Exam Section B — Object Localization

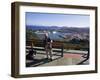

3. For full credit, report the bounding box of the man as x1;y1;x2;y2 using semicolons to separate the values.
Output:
44;32;53;60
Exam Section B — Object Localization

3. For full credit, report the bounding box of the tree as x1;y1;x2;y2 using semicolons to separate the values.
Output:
26;29;38;41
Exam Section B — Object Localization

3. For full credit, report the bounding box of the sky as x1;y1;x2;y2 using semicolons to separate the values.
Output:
26;12;90;28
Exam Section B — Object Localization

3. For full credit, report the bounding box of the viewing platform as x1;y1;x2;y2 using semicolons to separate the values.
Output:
26;46;89;67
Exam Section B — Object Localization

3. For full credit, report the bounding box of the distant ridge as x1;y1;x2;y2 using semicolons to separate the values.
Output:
26;25;89;33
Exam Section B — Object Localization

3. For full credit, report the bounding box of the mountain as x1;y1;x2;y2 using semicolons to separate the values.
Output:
26;25;60;31
26;25;89;33
58;27;89;33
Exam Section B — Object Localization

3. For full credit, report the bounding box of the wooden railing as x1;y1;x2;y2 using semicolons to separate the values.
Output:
26;39;64;57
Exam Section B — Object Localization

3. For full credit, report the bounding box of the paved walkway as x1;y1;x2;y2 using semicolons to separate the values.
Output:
26;51;89;67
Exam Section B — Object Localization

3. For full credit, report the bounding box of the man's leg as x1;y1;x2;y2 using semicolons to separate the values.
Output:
45;47;49;59
49;49;52;60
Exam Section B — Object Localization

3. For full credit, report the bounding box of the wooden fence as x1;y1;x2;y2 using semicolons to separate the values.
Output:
26;39;64;57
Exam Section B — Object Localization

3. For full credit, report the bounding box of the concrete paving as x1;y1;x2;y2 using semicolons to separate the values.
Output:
26;51;89;67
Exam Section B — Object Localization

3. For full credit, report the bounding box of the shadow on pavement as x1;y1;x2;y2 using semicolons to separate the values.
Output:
26;57;62;67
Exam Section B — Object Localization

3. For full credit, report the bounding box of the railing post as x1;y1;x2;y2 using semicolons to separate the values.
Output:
61;44;64;57
87;48;89;59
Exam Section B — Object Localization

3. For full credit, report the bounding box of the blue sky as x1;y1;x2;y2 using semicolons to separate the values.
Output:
26;12;90;28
